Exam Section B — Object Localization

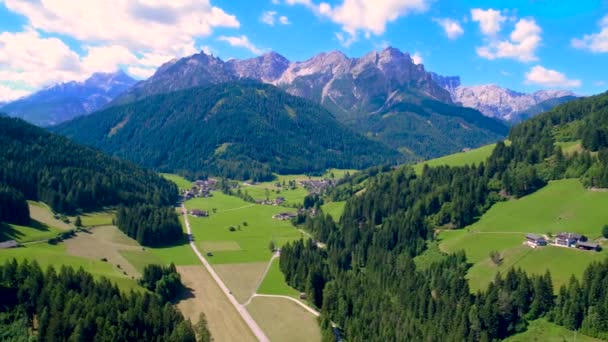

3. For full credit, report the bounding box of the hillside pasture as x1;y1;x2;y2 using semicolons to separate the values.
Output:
160;173;193;190
321;201;346;220
440;179;608;291
413;143;496;174
505;319;602;342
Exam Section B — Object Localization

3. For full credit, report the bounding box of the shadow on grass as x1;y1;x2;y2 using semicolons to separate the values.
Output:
0;222;24;242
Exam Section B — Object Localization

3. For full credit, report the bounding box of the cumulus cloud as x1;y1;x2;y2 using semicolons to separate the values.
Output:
260;10;290;25
3;0;239;55
411;51;423;65
0;29;83;88
571;14;608;53
434;18;464;39
0;84;31;102
287;0;431;46
476;18;542;62
525;66;581;88
471;8;506;36
218;35;264;55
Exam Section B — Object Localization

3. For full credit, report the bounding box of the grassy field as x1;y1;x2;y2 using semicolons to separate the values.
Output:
73;211;114;227
505;319;602;342
214;262;268;303
258;258;300;297
412;143;497;174
160;173;193;190
176;265;257;342
185;192;301;264
321;201;346;220
555;140;583;156
440;179;608;291
0;242;140;291
247;296;322;342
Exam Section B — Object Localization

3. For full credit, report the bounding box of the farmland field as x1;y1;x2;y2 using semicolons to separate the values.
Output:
214;262;268;303
412;143;497;174
247;296;322;342
258;257;300;297
176;265;257;342
321;201;346;220
440;179;608;291
185;192;301;264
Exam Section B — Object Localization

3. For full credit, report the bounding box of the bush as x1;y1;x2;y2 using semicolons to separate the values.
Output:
603;225;608;239
228;226;236;232
489;250;502;265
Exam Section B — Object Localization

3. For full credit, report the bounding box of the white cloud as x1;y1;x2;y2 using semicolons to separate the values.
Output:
524;65;581;88
287;0;431;45
411;51;423;64
0;84;31;102
434;18;464;39
0;29;83;88
261;11;277;25
571;14;608;53
127;66;156;79
260;10;290;25
3;0;239;55
218;35;264;55
476;18;541;62
471;8;506;36
81;45;138;73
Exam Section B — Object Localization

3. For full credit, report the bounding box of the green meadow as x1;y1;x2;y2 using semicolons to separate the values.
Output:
321;201;346;220
413;143;497;174
506;319;602;342
160;173;193;190
258;258;300;297
440;178;608;291
185;192;302;264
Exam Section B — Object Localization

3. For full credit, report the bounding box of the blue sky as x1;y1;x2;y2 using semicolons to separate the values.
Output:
0;0;607;101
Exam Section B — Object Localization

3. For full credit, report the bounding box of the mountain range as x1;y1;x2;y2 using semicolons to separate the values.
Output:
0;71;136;126
431;73;578;122
55;82;401;181
105;47;505;159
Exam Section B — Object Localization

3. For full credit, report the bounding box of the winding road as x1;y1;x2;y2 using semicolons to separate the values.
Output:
181;204;270;342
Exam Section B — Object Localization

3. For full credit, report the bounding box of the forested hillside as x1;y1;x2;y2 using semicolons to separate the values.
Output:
280;91;608;341
56;82;401;181
0;116;177;215
0;260;197;341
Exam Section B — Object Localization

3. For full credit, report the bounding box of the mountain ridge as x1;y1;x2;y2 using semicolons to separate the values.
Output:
1;70;136;126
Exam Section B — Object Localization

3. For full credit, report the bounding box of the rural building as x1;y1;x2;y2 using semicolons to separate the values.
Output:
299;292;307;300
189;209;209;217
274;197;286;205
526;234;547;247
0;240;18;249
273;212;297;220
555;232;586;247
576;241;601;252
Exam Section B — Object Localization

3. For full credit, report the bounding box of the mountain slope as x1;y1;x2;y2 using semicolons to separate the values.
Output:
1;71;136;126
108;48;505;159
56;82;401;181
512;95;579;122
0;115;177;214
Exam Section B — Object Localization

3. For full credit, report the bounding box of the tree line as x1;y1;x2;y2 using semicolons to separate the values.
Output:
0;259;200;341
280;92;608;340
116;205;183;247
0;116;178;215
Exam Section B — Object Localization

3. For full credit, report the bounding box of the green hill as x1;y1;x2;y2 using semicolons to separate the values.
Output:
356;99;508;159
56;82;402;181
0;116;177;215
412;143;497;174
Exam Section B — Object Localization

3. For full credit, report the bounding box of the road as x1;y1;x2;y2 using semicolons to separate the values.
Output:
181;204;270;342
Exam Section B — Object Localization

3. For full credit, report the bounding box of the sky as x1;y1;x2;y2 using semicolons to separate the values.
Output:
0;0;607;102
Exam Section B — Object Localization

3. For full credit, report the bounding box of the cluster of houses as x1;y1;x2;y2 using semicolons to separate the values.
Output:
182;178;218;199
255;197;285;206
525;232;601;251
272;212;297;220
300;179;334;195
189;209;209;217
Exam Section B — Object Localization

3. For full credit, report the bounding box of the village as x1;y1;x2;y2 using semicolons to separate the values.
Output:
525;231;602;252
182;178;218;200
